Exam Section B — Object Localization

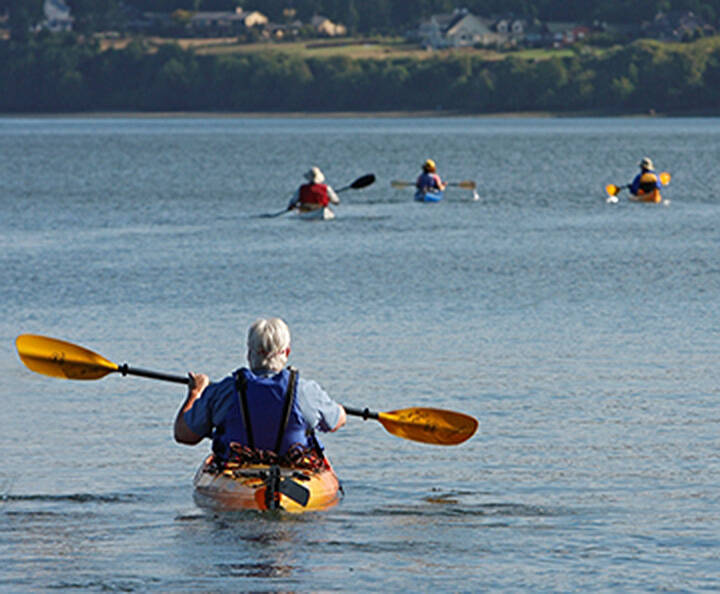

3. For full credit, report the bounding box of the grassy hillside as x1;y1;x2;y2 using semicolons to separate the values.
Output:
99;35;579;62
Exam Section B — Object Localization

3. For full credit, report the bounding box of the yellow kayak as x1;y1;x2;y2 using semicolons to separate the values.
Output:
629;188;662;203
192;454;342;513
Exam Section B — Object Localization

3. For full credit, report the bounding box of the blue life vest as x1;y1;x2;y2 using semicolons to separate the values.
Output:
212;367;312;460
416;172;439;190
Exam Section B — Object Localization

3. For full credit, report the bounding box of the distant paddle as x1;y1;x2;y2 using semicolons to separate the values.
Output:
15;334;478;446
391;179;476;190
261;173;375;218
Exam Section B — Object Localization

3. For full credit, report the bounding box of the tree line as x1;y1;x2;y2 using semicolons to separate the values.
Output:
2;33;720;113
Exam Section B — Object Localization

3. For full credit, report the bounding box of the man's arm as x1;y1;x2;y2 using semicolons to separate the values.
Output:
288;188;301;209
296;378;347;433
330;404;346;431
327;185;340;204
174;372;210;445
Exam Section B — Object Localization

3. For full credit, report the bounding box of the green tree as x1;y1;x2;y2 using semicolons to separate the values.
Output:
532;58;569;108
65;0;124;34
0;0;44;42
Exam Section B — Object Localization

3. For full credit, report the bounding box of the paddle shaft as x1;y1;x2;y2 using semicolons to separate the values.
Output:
608;171;671;196
393;180;474;187
112;368;382;425
117;365;189;384
343;406;380;421
107;373;391;424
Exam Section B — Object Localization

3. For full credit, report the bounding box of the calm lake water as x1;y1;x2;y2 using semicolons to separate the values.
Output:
1;116;719;592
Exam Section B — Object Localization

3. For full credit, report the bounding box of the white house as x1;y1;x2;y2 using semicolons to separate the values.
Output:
42;0;73;32
189;8;268;34
311;15;347;37
419;9;498;49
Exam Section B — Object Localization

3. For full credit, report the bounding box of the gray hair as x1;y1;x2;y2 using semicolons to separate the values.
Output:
247;317;291;372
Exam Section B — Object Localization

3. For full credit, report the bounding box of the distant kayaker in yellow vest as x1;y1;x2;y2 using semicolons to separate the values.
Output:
288;166;340;212
629;157;663;203
416;159;447;193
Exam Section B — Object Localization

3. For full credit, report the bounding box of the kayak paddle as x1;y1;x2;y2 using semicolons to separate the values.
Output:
344;406;478;446
605;171;671;200
15;334;478;446
261;173;375;218
15;333;187;383
391;179;476;189
334;173;375;193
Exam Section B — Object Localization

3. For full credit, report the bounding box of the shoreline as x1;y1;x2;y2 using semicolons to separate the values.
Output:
2;109;719;119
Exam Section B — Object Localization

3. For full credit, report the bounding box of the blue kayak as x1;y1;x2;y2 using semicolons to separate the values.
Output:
414;189;443;202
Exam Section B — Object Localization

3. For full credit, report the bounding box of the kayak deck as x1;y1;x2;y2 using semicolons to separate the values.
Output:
297;206;335;220
414;190;443;202
629;189;662;203
193;455;342;513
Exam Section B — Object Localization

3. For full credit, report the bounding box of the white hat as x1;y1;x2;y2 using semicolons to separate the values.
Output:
304;166;325;184
639;157;654;170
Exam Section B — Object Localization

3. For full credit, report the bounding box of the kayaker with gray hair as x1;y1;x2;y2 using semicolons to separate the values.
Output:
287;166;340;212
629;157;662;200
174;317;346;465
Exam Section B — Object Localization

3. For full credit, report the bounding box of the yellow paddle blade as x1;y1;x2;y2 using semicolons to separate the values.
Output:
16;334;119;380
455;180;477;189
605;184;619;196
377;407;479;445
660;171;671;185
391;180;413;188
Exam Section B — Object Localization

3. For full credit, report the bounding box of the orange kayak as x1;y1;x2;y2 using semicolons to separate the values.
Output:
192;455;342;513
630;188;662;203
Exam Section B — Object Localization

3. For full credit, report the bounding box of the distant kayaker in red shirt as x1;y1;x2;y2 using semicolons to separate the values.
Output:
288;167;340;212
416;159;447;193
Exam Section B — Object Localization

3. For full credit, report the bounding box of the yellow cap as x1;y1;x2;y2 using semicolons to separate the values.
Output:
423;159;436;172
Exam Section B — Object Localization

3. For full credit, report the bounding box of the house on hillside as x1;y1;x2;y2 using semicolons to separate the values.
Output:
522;21;551;47
493;15;528;39
544;22;589;46
418;9;498;49
643;11;714;40
189;8;268;36
265;21;301;40
310;15;346;37
42;0;73;32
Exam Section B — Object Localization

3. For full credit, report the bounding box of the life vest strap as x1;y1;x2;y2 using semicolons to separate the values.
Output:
274;368;298;453
234;371;254;449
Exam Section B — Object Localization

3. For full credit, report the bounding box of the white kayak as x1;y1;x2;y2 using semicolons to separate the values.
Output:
298;206;335;221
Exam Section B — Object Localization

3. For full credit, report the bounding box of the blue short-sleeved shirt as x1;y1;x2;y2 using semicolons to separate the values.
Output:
184;369;342;440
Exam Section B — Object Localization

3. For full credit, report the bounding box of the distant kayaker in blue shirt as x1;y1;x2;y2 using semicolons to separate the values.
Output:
416;159;447;193
629;157;663;202
174;317;346;464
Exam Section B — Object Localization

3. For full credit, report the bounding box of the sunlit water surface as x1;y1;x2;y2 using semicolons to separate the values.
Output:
1;116;719;591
